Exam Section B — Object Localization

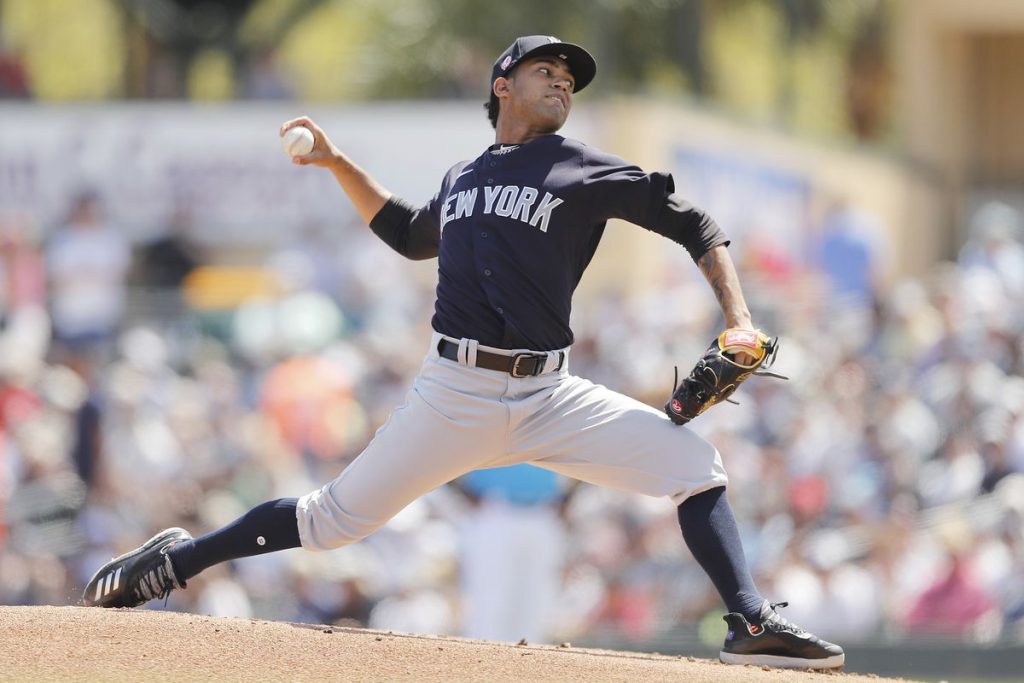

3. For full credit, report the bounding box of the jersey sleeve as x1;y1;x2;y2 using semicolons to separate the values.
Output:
367;161;474;261
580;149;729;262
368;195;441;260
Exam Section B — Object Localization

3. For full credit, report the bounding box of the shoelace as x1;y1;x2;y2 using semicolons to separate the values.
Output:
131;553;178;603
764;601;808;636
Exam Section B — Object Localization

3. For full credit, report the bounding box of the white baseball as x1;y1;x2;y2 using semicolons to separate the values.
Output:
282;126;315;157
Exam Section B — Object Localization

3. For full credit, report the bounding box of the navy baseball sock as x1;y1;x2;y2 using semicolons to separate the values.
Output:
677;486;764;622
168;498;301;582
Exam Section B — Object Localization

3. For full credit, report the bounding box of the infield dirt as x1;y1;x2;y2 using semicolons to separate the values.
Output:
0;606;920;683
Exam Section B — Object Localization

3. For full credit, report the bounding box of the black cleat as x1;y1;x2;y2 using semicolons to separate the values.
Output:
720;600;845;669
82;527;192;608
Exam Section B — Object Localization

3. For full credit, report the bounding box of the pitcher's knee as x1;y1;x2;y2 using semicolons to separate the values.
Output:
295;485;385;551
667;457;729;506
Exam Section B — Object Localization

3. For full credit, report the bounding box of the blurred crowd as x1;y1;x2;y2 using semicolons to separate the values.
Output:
1;191;1022;652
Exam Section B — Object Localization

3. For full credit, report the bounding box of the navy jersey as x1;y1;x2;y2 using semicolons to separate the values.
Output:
370;134;726;351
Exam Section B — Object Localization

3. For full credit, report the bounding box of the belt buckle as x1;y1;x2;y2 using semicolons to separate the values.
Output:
510;352;544;378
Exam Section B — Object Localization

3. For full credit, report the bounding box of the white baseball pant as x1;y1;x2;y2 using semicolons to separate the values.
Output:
296;331;728;550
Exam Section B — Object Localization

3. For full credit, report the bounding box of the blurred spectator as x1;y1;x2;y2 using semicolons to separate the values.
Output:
45;192;131;355
917;434;984;507
981;439;1014;493
292;571;375;627
455;465;573;643
266;223;344;300
258;354;362;463
62;350;105;492
368;587;455;635
242;49;294;100
0;39;30;99
132;205;205;331
958;201;1024;298
904;523;999;640
813;201;885;307
0;216;46;321
133;206;203;290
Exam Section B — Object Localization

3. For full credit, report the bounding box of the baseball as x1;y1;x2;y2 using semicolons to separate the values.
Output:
282;126;315;157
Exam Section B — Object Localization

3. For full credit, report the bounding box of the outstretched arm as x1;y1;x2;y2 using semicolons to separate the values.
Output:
280;116;391;225
697;244;753;331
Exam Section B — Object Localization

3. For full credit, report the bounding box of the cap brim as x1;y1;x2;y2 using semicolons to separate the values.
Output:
516;41;596;93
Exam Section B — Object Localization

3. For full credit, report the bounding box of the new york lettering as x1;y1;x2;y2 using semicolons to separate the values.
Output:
441;185;563;233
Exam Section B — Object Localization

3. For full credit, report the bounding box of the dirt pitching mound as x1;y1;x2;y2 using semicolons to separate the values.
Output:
0;606;918;682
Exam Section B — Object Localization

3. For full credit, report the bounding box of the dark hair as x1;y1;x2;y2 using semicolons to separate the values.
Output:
485;93;499;129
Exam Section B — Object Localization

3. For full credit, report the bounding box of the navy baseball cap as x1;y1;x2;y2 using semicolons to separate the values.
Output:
491;35;597;93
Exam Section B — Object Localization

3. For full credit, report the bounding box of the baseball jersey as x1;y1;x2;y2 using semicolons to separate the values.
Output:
370;134;727;351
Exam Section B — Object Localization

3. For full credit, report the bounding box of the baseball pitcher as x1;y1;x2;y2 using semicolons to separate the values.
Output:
84;35;843;670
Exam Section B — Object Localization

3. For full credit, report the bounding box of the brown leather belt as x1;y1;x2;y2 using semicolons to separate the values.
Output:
437;339;564;378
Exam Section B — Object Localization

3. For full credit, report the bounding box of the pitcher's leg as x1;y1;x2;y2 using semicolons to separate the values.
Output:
83;371;506;609
511;376;760;610
298;387;505;550
512;375;726;502
513;375;843;668
514;376;758;606
169;498;301;582
677;487;763;618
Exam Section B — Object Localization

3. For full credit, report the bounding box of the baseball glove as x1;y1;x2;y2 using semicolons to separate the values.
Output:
664;328;787;425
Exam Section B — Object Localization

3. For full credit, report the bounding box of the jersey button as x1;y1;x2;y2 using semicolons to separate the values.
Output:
483;269;492;276
480;232;488;238
489;161;496;167
487;178;494;184
497;307;504;314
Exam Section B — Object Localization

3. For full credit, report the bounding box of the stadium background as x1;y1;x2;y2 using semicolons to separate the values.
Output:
1;1;1023;680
